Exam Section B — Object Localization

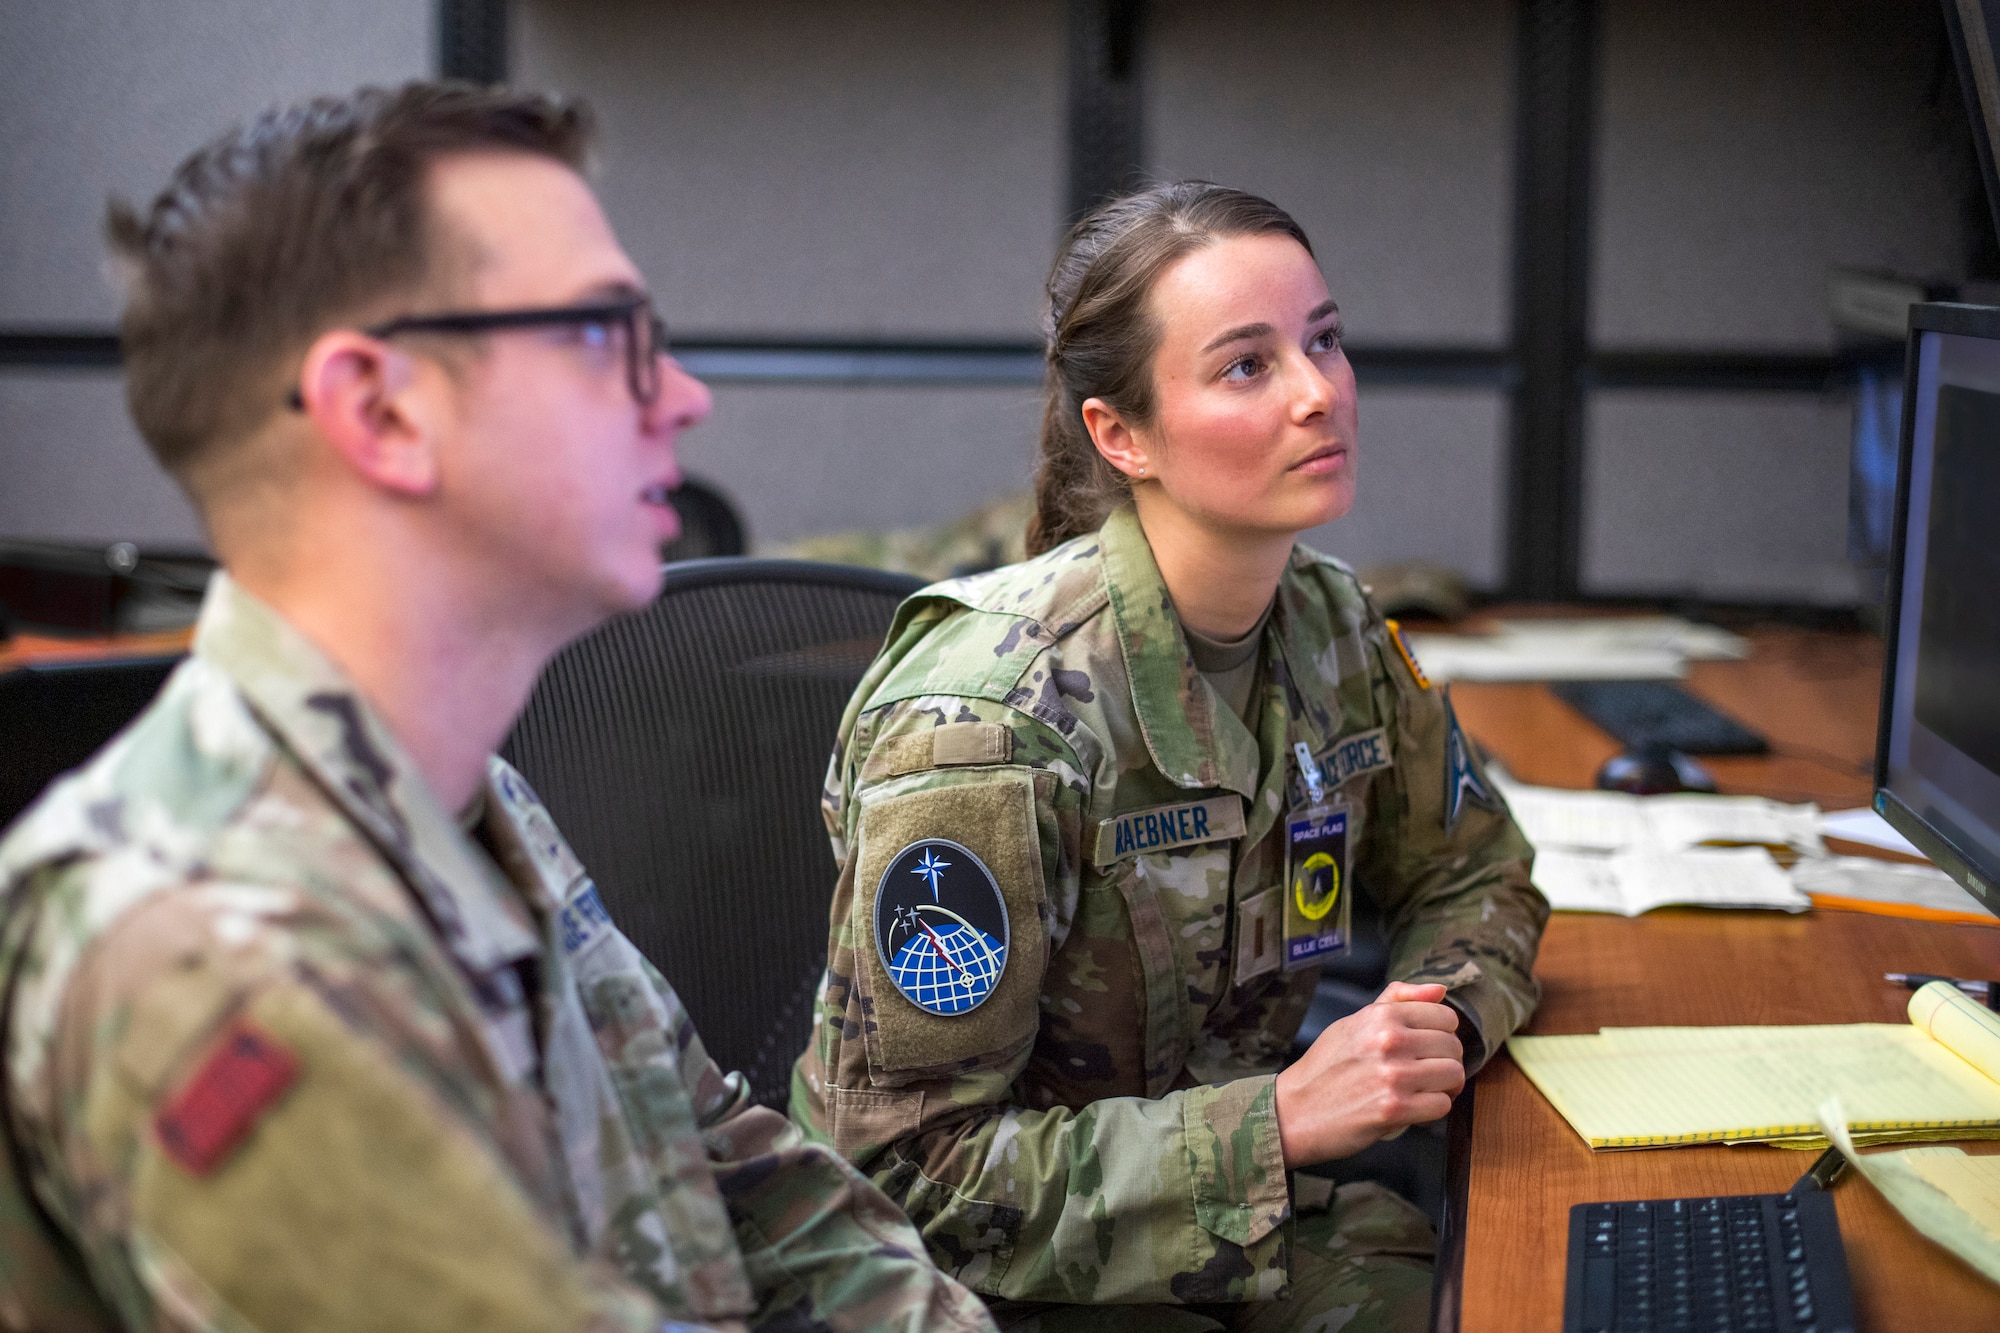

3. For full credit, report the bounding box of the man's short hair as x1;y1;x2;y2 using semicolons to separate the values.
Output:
107;81;595;492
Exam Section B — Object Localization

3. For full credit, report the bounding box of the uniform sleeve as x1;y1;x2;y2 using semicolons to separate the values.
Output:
793;698;1291;1306
645;955;998;1333
9;873;678;1333
1355;621;1551;1070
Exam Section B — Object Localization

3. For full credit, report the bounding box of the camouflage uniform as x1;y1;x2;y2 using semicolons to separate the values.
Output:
772;492;1037;583
791;505;1548;1329
0;575;996;1333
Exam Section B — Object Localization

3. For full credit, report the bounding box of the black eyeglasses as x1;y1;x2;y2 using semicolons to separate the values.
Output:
284;292;670;409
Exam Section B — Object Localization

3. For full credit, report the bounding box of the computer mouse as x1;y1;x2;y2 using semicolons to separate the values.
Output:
1595;745;1718;796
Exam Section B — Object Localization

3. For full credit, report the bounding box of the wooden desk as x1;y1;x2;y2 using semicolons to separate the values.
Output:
1442;622;2000;1331
0;625;191;672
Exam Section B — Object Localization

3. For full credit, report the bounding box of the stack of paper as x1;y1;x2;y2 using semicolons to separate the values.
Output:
1405;616;1749;684
1820;806;1923;856
1497;777;1824;856
1494;772;1822;914
1791;855;1994;922
1534;846;1809;916
1510;982;2000;1151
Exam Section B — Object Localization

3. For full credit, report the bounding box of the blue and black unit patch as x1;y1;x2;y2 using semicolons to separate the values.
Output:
1444;693;1498;832
873;838;1010;1015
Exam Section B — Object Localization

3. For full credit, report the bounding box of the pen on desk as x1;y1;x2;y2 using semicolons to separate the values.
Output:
1883;972;1999;1006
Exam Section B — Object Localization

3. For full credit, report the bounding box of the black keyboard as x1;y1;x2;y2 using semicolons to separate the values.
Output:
1551;680;1768;755
1562;1189;1856;1333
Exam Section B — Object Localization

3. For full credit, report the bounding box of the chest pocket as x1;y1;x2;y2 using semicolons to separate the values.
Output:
1087;796;1246;1096
1129;843;1236;1032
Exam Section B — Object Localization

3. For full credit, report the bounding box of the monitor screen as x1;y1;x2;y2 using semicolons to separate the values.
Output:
1878;306;2000;916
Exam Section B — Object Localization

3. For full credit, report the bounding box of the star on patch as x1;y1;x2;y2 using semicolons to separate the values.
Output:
1444;693;1497;833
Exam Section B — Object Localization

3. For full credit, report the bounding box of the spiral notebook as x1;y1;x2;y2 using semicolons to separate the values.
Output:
1510;982;2000;1150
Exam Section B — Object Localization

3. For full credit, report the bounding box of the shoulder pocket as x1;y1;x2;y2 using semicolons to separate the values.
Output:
852;767;1048;1076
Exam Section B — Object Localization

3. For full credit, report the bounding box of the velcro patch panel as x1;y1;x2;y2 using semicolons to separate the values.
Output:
1090;795;1245;867
861;721;1014;781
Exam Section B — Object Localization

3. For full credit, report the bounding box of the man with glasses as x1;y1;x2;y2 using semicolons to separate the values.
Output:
0;83;994;1333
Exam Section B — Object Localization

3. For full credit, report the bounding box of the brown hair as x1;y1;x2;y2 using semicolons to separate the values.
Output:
1026;182;1314;555
107;81;595;496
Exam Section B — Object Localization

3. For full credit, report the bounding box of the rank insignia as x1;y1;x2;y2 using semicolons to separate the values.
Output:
874;838;1009;1015
1444;692;1498;832
1385;618;1431;690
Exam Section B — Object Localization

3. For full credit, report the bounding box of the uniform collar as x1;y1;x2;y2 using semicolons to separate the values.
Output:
192;573;541;973
1100;506;1262;797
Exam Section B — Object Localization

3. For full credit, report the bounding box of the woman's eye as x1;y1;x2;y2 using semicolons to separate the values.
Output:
1222;355;1263;381
1311;325;1344;354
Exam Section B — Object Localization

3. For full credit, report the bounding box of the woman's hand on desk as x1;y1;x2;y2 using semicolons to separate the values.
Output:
1274;981;1465;1167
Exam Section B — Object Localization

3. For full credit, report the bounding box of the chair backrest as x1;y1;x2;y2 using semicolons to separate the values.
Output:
500;558;924;1106
0;655;185;830
659;476;748;564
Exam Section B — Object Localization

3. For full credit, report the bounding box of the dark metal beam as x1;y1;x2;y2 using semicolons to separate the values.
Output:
1588;350;1841;394
1506;0;1600;600
0;331;121;369
0;329;1517;389
437;0;509;84
0;329;1858;396
1067;0;1147;223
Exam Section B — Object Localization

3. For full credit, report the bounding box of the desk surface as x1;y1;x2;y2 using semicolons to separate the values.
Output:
1447;620;2000;1331
0;626;191;672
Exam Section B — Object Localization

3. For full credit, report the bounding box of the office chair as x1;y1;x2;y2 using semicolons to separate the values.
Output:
0;655;185;830
500;558;924;1108
660;477;748;564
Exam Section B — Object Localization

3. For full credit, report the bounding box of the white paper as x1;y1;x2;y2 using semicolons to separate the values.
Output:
1488;616;1751;661
1533;846;1810;916
1403;635;1684;684
1494;774;1824;856
1405;616;1748;683
1791;855;1989;916
1821;807;1925;857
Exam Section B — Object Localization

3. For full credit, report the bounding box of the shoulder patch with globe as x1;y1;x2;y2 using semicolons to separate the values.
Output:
873;838;1010;1015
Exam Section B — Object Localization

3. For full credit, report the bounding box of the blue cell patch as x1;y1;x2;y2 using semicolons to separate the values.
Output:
1444;693;1498;832
874;838;1009;1015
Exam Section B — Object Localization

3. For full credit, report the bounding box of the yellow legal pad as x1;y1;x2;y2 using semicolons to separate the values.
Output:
1509;981;2000;1150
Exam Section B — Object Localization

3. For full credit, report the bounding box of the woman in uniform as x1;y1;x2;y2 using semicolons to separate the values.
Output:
792;183;1548;1332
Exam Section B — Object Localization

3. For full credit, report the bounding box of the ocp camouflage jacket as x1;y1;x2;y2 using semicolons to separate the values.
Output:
791;504;1549;1307
0;575;993;1333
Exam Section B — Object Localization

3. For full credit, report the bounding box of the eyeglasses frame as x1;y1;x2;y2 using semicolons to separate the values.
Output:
284;292;670;410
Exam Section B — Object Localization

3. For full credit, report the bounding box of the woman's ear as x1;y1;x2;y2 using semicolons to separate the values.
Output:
296;330;441;497
1081;397;1152;480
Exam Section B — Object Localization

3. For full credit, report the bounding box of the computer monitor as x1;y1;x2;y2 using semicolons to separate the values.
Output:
1874;301;2000;919
1946;0;2000;252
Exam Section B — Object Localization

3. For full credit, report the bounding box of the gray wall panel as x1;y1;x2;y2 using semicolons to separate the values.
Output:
1148;0;1515;346
1299;386;1508;587
1594;0;1975;350
515;0;1064;338
686;383;1044;549
0;0;432;325
1581;391;1859;604
0;371;204;547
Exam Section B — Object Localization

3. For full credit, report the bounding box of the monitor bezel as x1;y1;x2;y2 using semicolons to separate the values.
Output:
1872;301;2000;914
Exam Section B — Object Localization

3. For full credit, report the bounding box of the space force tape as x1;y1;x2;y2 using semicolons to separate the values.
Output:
1320;726;1394;788
1091;795;1246;867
